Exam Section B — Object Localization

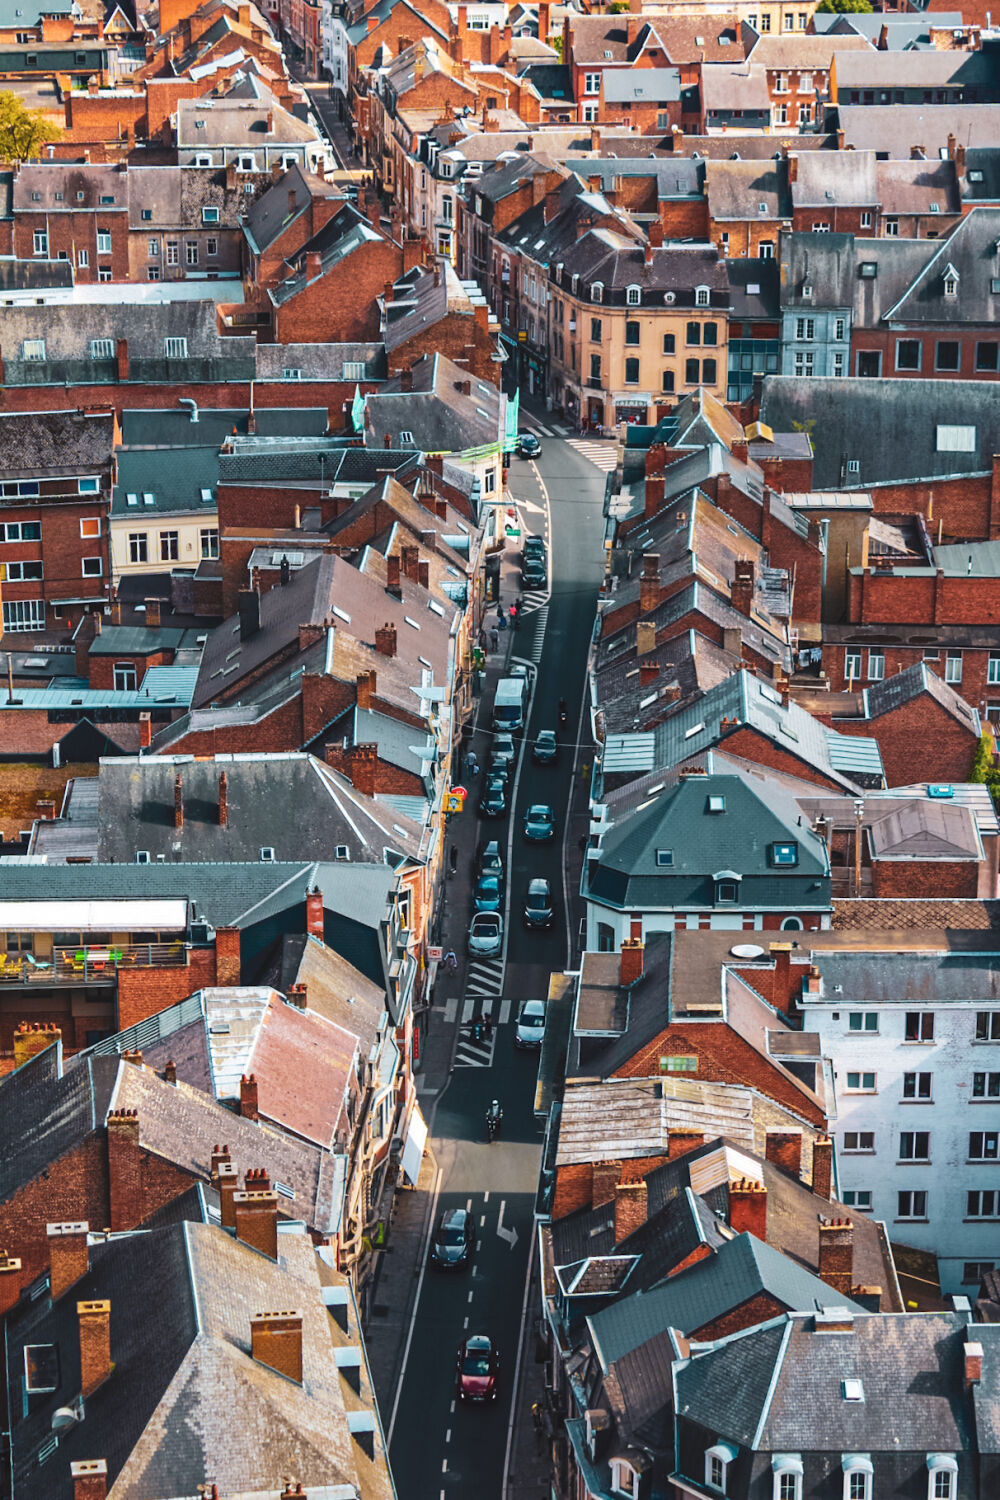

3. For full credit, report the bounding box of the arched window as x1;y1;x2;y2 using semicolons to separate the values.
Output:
591;282;603;302
781;916;803;931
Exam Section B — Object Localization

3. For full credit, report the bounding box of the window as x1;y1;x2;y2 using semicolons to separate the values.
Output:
79;479;99;496
663;333;675;355
584;72;600;93
32;230;48;255
2;599;45;631
705;1443;736;1493
148;266;161;281
695;286;710;308
237;154;256;171
283;368;303;381
885;217;899;237
687;321;702;346
661;370;675;393
973;1072;1000;1098
22;339;45;361
975;341;999;372
846;1470;871;1500
79;516;100;539
935;341;960;372
206;237;218;257
843;1132;874;1152
846;1072;876;1092
774;104;788;125
164;338;188;359
905;1012;934;1042
2;560;43;581
624;357;640;385
81;557;102;577
625;320;640;346
98;269;112;283
849;1012;878;1032
970;1132;999;1161
185;241;198;265
899;1131;930;1161
898;1190;927;1219
967;1190;1000;1219
841;1190;872;1211
590;317;602;342
943;653;962;684
773;1459;803;1500
793;351;814;377
165;240;179;266
200;528;219;559
716;879;739;903
774;72;789;93
582;103;598;123
937;424;976;453
760;12;770;27
896;339;921;371
904;1072;932;1100
760;240;774;259
703;323;718;346
590;354;601;382
685;358;700;385
845;650;862;682
113;662;137;691
610;1458;639;1498
78;248;88;268
128;532;148;564
943;273;958;298
96;229;111;255
770;841;798;867
0;522;40;542
626;285;641;306
202;206;220;224
976;1012;1000;1041
867;651;884;681
159;531;179;561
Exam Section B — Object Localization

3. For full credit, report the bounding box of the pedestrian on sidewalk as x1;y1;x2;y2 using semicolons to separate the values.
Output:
490;629;499;652
497;610;507;632
449;845;459;877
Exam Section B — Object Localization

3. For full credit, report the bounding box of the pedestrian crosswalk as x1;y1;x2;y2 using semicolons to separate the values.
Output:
520;603;548;664
466;955;505;998
452;997;514;1066
518;588;547;615
454;1026;496;1068
565;438;619;473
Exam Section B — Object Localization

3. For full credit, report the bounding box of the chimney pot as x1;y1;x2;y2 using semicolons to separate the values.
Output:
239;1073;259;1121
71;1461;108;1500
47;1222;90;1301
619;937;644;987
614;1179;647;1244
818;1216;854;1298
234;1189;280;1260
217;1161;239;1228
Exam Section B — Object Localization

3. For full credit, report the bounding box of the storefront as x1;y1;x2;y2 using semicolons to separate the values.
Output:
613;394;651;426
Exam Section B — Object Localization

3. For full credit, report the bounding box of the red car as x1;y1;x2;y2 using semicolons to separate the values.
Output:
456;1334;499;1402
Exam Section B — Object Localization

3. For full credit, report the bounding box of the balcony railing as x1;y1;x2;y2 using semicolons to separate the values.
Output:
0;941;189;987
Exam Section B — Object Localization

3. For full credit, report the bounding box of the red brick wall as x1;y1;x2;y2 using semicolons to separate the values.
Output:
860;466;1000;542
0;1136;108;1299
551;1154;667;1221
87;650;172;690
872;858;978;898
695;1292;786;1340
0;498;110;621
719;725;847;792
850;327;1000;383
272;236;404;342
834;698;978;787
14;211;128;283
790;206;874;235
825;642;999;710
849;568;1000;627
115;946;217;1030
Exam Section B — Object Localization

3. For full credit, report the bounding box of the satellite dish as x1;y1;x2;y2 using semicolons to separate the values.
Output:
730;944;765;959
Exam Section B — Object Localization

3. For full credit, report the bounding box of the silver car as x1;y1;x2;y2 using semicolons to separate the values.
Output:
515;1000;546;1048
468;911;503;957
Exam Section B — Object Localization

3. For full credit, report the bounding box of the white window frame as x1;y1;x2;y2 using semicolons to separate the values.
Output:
164;338;188;359
2;598;45;632
32;229;48;256
584;71;600;93
626;284;641;306
81;556;103;577
591;281;603;303
705;1442;738;1494
695;285;710;307
772;1456;803;1500
610;1457;639;1499
96;229;112;254
867;650;885;681
945;654;962;683
22;339;46;362
927;1455;957;1500
202;206;220;224
842;1457;873;1500
128;532;148;564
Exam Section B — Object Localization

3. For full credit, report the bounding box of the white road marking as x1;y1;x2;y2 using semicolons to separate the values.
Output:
443;995;458;1025
387;1163;443;1446
442;1458;448;1474
499;998;512;1025
480;1215;486;1227
450;1400;456;1414
463;1315;469;1329
484;1191;490;1203
466;1198;472;1212
445;1429;452;1444
467;1289;474;1303
461;998;475;1024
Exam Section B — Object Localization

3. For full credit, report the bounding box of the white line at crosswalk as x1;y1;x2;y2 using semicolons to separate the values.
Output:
565;438;619;472
499;999;512;1025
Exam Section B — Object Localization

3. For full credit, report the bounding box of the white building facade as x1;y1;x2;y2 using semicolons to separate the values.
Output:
799;948;1000;1295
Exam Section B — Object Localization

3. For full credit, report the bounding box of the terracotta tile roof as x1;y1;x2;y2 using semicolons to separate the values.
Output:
834;898;1000;930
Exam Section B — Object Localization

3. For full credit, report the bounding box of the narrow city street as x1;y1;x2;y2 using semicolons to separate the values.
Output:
386;427;610;1498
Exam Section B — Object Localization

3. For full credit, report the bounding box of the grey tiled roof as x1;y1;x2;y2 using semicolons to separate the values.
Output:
675;1316;789;1446
864;662;980;735
0;410;114;474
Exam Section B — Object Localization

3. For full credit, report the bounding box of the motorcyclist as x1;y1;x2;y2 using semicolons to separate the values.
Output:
558;698;568;724
486;1099;503;1140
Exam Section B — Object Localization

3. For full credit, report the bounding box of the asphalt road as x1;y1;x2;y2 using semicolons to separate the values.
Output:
388;430;608;1499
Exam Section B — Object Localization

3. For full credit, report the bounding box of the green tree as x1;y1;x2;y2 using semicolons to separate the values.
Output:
815;0;873;11
0;90;60;162
609;1;630;10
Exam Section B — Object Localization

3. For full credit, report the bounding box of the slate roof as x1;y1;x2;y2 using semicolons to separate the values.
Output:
758;375;1000;489
114;445;220;517
551;1182;725;1282
12;163;126;212
811;948;1000;1005
701;63;771;113
675;1316;789;1447
5;1219;380;1500
705;157;791;221
96;753;425;866
874;157;960;217
260;931;387;1058
834;48;997;93
791;149;878;208
838;103;1000;156
0;411;115;475
269;211;384;307
0;300;251;367
558;230;730;303
864;662;980;736
602;67;681;103
874;205;1000;324
779;231;855;309
177;93;318;147
725;256;779;319
589;1232;862;1366
748;33;872;68
242;163;345;254
364;352;501;454
0;1046;117;1205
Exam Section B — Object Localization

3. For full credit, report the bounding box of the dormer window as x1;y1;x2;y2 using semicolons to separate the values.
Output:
802;282;813;300
590;281;604;303
942;263;959;298
770;841;799;866
715;876;739;904
926;1455;958;1500
695;285;710;307
440;158;453;178
772;1456;804;1500
610;1457;640;1498
706;1442;738;1493
626;284;641;306
842;1455;873;1500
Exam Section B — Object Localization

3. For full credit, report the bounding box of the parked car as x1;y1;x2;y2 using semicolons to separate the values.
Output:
479;776;507;818
522;556;547;588
517;432;541;459
523;803;555;842
532;730;558;765
429;1207;475;1270
456;1334;499;1401
515;999;546;1048
523;878;553;930
487;752;510;783
492;733;517;770
478;840;505;884
523;534;546;562
474;873;503;913
468;911;503;957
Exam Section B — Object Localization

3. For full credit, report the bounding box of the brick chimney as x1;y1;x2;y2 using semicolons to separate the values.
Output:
644;473;665;519
107;1109;142;1231
639;553;660;614
375;621;397;657
818;1218;854;1297
77;1300;112;1397
163;1059;177;1085
401;543;419;581
145;597;161;629
592;1160;622;1209
765;1129;803;1181
48;1221;90;1301
218;770;228;828
356;669;376;710
139;712;152;749
217;1161;239;1229
386;553;402;596
639;661;658;686
668;1128;705;1159
399;366;413;392
71;1460;108;1500
36;798;56;820
351;743;378;797
0;1253;22;1317
239;1074;259;1121
787;153;798;184
636;620;656;655
619;937;644;987
211;1143;231;1179
729;1178;767;1240
234;1188;279;1259
769;941;792;1008
418;559;429;589
306;885;324;938
965;1341;984;1388
173;773;183;830
731;558;754;616
214;927;241;986
614;1179;647;1244
812;1136;833;1200
251;1311;303;1383
115;338;129;380
544;188;560;223
13;1021;61;1069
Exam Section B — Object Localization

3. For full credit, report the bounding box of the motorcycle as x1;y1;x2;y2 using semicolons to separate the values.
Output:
558;698;568;727
486;1101;503;1143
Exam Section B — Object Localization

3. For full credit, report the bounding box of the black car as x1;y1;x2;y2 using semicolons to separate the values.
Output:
523;878;554;929
478;839;505;886
523;534;546;562
522;556;547;588
517;432;541;459
532;730;558;765
430;1207;475;1269
479;775;507;818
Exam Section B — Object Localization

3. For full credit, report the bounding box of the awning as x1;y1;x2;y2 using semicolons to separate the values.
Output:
0;898;188;931
400;1102;428;1185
